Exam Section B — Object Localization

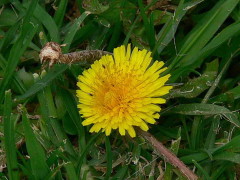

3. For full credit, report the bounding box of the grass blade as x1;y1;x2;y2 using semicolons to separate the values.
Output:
168;0;239;77
0;0;39;102
191;55;234;149
54;0;68;27
16;64;68;101
104;137;112;180
180;152;208;164
110;165;128;180
192;160;211;180
138;0;155;50
211;162;232;180
77;133;101;176
0;54;26;94
58;88;86;152
22;109;50;179
153;0;184;55
64;162;78;180
0;24;38;102
188;21;240;71
3;90;19;180
0;21;20;52
37;83;77;157
62;11;91;52
34;4;60;42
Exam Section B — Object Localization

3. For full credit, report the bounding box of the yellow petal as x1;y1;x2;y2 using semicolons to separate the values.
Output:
140;121;149;131
119;126;126;136
105;127;112;136
127;126;136;137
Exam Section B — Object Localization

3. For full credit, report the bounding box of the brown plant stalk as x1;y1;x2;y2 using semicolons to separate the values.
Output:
39;42;198;180
39;42;111;67
136;128;198;180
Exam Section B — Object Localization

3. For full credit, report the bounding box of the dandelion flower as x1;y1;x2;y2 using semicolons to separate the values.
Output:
76;45;172;137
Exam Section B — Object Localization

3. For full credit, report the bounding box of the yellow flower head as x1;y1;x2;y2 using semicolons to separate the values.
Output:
76;45;172;137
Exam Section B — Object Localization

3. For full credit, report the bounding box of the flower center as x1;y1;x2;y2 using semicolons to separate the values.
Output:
95;71;140;115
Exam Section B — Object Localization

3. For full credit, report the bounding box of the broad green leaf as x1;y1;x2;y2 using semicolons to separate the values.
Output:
209;85;240;103
213;152;240;164
169;59;218;98
171;103;240;127
0;0;10;6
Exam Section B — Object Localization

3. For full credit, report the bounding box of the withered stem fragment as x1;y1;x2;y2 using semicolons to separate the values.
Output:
61;50;110;65
137;128;198;180
39;42;111;68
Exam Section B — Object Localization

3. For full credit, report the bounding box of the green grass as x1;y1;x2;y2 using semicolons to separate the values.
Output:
1;0;240;179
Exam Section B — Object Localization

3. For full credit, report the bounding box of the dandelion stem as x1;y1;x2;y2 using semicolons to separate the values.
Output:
137;128;198;180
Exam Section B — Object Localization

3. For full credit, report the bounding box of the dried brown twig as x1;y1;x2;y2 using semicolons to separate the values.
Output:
39;42;111;68
137;128;198;180
39;42;198;180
